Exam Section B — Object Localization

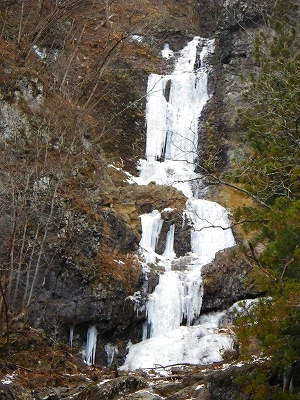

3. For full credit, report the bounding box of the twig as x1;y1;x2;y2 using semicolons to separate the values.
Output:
6;362;34;373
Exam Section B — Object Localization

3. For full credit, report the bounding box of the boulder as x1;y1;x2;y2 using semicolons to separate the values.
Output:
0;383;31;400
76;375;149;400
201;248;264;312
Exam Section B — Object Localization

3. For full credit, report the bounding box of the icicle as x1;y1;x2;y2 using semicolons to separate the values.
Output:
85;325;97;365
163;224;175;259
139;210;163;252
181;265;203;326
105;343;118;368
69;325;74;349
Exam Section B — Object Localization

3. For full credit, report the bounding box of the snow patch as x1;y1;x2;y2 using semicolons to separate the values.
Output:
161;43;174;59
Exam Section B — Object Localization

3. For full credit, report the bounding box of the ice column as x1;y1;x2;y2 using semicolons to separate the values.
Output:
139;210;163;252
163;224;175;259
69;325;74;349
105;343;118;368
86;325;97;365
143;272;183;338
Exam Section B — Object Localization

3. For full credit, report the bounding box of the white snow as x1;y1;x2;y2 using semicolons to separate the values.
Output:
133;159;199;198
131;35;143;42
198;310;227;329
33;45;47;59
114;259;125;265
228;297;272;323
161;43;174;59
1;374;15;384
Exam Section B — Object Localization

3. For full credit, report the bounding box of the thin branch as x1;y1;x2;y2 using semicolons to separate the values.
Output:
211;176;271;210
0;279;10;347
279;257;295;284
84;33;127;108
296;114;300;137
142;362;200;370
192;218;269;232
247;241;277;283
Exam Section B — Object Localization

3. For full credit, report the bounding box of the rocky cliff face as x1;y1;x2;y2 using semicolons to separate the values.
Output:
199;0;276;177
0;0;277;397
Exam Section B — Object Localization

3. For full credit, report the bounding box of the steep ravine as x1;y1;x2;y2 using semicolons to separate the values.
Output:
0;0;277;398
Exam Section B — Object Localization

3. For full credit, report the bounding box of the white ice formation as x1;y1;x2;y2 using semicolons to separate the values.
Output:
122;37;236;370
85;325;97;366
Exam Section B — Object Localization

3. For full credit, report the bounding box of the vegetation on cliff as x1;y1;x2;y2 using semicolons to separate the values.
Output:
230;0;300;396
0;1;199;391
0;0;196;357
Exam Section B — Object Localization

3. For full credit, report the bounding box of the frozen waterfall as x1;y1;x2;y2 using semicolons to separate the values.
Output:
123;37;235;370
145;37;209;167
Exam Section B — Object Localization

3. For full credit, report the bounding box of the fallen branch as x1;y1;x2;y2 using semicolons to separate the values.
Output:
6;362;34;373
193;218;269;232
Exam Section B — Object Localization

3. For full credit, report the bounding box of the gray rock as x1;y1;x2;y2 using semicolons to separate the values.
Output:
154;381;183;397
76;375;149;400
193;387;212;400
201;248;264;312
123;389;163;399
0;383;31;400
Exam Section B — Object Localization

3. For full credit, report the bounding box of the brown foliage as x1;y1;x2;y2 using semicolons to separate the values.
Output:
95;250;140;294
